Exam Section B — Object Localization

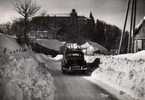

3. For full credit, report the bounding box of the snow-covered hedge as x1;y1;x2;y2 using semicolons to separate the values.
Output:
92;51;145;100
0;55;55;100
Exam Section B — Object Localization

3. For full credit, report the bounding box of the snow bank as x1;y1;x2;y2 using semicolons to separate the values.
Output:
0;34;21;51
91;51;145;100
115;50;145;60
84;55;99;63
48;54;63;61
0;54;55;100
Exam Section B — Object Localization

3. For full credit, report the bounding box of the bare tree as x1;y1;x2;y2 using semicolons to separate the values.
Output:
14;0;40;44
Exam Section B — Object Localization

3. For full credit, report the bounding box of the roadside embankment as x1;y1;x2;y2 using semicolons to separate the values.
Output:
0;51;55;100
91;51;145;100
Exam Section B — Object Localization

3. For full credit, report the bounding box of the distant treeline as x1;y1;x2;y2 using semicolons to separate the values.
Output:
0;10;128;53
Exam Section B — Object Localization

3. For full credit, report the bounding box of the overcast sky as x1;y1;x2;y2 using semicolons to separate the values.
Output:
0;0;145;30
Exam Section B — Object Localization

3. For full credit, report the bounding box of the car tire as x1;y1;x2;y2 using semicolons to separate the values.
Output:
61;66;67;74
84;70;91;76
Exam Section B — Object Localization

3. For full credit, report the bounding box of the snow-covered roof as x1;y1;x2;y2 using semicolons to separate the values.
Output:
81;42;92;48
135;17;145;39
136;17;145;30
88;41;108;51
37;39;64;51
81;41;108;52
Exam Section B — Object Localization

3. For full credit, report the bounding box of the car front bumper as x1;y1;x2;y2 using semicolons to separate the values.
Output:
62;65;88;71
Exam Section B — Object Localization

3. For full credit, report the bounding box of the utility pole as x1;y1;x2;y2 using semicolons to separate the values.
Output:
118;0;131;54
131;0;137;53
118;0;137;54
128;0;137;53
128;0;135;53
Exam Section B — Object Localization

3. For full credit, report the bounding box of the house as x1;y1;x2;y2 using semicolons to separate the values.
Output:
81;41;108;55
134;17;145;52
30;9;91;40
31;9;88;32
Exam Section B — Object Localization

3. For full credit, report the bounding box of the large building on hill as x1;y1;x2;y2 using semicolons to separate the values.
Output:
31;9;88;29
29;9;94;39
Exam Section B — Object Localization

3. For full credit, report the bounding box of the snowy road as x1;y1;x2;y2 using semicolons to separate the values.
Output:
39;54;118;100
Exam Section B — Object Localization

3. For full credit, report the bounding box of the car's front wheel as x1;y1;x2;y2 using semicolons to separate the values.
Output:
84;70;91;76
61;66;67;74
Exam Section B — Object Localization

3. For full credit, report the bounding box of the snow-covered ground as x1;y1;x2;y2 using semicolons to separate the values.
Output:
48;54;63;61
0;54;55;100
87;51;145;100
0;34;55;100
0;33;21;51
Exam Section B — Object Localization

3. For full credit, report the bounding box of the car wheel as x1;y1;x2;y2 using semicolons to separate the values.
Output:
61;66;67;74
84;70;91;76
62;70;67;74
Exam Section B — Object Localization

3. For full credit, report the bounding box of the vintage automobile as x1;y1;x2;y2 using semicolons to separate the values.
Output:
61;49;88;73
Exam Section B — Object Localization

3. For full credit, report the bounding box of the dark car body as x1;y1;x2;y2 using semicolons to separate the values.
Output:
61;49;88;73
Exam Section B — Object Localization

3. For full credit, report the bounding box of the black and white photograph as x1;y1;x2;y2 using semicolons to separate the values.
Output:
0;0;145;100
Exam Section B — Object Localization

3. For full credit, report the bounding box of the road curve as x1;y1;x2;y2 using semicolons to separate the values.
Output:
40;55;118;100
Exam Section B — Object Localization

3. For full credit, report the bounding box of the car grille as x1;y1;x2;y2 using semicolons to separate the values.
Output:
71;66;81;70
